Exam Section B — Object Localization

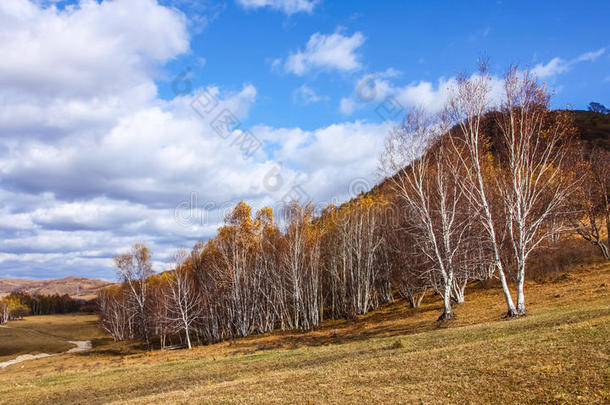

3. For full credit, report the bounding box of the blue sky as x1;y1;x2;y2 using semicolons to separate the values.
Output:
156;0;609;128
0;0;607;281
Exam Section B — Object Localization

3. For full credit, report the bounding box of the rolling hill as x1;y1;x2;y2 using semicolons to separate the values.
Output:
0;276;113;300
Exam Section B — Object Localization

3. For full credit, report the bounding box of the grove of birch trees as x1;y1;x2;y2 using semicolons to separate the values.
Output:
99;64;607;347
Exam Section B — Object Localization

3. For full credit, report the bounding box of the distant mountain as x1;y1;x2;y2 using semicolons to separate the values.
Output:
0;276;114;300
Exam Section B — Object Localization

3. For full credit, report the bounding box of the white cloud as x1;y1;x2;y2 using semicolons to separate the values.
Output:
339;97;356;115
0;0;189;146
339;48;606;120
531;57;569;79
339;74;453;116
236;0;319;15
532;48;606;79
1;84;260;205
0;112;389;278
293;84;325;104
575;48;606;62
0;2;386;280
252;121;387;203
0;0;209;278
282;30;365;75
0;0;189;98
340;56;610;117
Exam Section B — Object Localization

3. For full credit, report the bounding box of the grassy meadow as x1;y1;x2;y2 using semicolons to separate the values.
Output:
0;263;608;404
0;314;103;362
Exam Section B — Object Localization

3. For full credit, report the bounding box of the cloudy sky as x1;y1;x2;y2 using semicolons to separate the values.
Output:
1;0;608;280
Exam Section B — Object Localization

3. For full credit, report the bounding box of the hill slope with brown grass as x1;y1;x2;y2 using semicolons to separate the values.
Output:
0;276;113;300
0;262;608;404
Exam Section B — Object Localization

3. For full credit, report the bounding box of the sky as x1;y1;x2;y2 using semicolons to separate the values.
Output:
0;0;608;281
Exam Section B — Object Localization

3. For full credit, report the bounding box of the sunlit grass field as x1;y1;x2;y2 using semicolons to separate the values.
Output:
0;263;608;404
0;314;102;361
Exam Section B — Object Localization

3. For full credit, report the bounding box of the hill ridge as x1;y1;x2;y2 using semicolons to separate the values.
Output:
0;276;113;300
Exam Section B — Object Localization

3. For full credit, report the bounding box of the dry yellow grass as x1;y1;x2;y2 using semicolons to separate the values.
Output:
0;263;608;404
0;314;103;361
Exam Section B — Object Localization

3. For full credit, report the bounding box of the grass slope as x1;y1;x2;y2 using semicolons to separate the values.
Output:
0;263;608;404
0;314;103;361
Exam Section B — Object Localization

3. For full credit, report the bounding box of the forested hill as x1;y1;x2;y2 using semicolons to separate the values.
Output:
363;109;610;200
573;110;610;150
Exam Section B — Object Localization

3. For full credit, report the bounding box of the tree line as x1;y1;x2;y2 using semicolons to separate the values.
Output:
0;291;96;323
99;64;609;349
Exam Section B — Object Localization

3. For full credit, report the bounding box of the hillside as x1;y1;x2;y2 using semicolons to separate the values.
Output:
364;109;610;199
574;110;610;150
0;277;113;300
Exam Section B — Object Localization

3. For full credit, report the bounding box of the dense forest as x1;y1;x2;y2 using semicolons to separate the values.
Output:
98;66;610;350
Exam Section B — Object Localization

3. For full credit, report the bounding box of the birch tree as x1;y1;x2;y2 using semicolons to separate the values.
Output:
98;286;128;341
253;207;284;332
114;243;154;348
0;299;9;324
165;250;203;349
339;198;385;315
493;68;578;314
282;203;321;330
574;147;610;259
381;109;471;320
446;65;520;316
448;64;578;316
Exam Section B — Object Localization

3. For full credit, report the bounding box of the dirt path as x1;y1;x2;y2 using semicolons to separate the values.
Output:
0;340;92;369
0;353;53;369
67;341;92;353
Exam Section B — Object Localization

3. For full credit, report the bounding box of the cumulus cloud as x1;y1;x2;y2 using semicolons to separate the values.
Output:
0;0;201;279
339;74;449;116
236;0;319;15
0;0;189;148
0;1;386;280
1;83;261;205
282;30;365;75
338;67;523;118
0;0;189;97
252;121;387;204
340;48;605;118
